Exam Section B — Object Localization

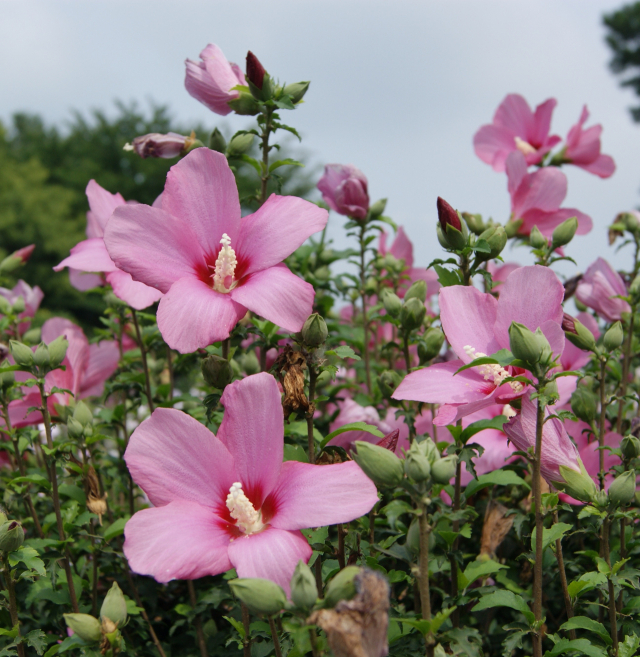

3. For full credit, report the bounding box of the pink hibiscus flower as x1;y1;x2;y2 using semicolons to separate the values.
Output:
54;180;164;310
392;266;566;425
104;148;328;354
506;151;592;237
317;164;369;220
123;373;377;592
575;257;630;322
0;280;44;336
563;106;615;179
473;94;561;171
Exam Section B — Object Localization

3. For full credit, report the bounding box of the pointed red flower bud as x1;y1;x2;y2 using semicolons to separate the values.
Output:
376;429;399;453
437;197;461;232
13;244;35;264
561;312;578;335
246;51;266;90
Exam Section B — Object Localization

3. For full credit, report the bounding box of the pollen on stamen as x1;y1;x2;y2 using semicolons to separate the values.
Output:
464;345;523;393
226;482;264;535
514;136;536;156
212;233;238;293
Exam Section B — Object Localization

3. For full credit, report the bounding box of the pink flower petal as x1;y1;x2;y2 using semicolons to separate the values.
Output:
512;167;567;217
218;373;284;508
54;238;118;274
519;208;593;237
157;277;246;353
86;180;125;233
530;98;557;146
125;407;238;512
474;125;519;172
124;500;232;582
389;227;413;268
266;461;378;530
235;195;328;277
105;269;163;310
162;149;242;256
227;527;312;595
79;341;120;398
439;286;500;362
69;269;103;291
579;154;615;179
494;94;535;137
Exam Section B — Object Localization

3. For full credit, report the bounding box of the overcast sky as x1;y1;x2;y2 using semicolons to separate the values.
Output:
1;0;639;277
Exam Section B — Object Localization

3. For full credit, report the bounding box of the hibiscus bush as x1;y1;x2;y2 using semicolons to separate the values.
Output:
1;44;640;657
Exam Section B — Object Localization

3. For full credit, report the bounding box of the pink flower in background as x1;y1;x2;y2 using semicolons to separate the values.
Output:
105;148;327;353
317;164;369;220
126;132;195;159
473;94;561;171
8;318;120;428
486;262;520;291
0;280;44;336
563;106;615;179
123;373;377;591
506;151;592;237
393;266;566;425
54;180;164;309
185;44;247;116
576;257;630;322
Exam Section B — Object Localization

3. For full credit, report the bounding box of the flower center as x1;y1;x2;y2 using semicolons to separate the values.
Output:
212;233;237;293
226;482;264;535
514;136;536;156
463;346;523;393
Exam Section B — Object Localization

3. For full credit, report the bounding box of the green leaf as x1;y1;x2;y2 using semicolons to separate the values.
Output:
9;546;46;576
433;264;460;287
24;629;48;655
58;484;86;504
0;626;19;638
472;590;534;624
430;607;455;634
103;517;127;542
464;470;529;499
174;603;192;616
224;615;246;639
619;634;640;657
390;617;431;636
325;345;361;360
458;416;508;444
11;474;51;490
559;616;611;645
473;238;491;254
545;638;608;657
283;444;309;463
320;422;384;448
531;523;572;553
459;559;508;590
268;158;304;173
567;572;607;599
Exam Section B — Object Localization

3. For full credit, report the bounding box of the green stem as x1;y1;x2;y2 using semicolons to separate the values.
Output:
598;358;607;490
188;580;208;657
603;517;619;655
2;553;25;657
241;602;251;657
308;627;321;657
306;364;318;464
268;616;283;657
553;511;576;639
616;308;634;434
418;501;434;657
450;454;462;628
260;107;274;205
532;394;545;657
131;309;154;412
359;223;372;394
222;338;230;360
337;523;346;569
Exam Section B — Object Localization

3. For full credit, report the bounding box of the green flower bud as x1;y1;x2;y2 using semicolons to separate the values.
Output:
301;313;328;348
418;328;445;364
406;518;420;554
622;212;640;233
227;90;260;116
574;298;588;312
554;460;597;504
621;435;640;460
630;274;640;301
368;198;387;219
324;566;361;608
22;327;41;345
405;280;427;304
290;560;318;611
608;470;636;507
0;520;24;552
67;417;84;439
462;212;485;235
229;578;286;616
208;128;227;153
63;614;102;643
364;276;378;296
10;341;34;368
529;226;547;249
592;489;610;509
227;132;255;157
0;511;7;525
378;370;402;399
436;224;451;251
381;290;402;318
0;296;11;315
201;354;233;389
400;298;426;332
74;401;93;428
504;219;523;239
476;225;507;261
33;343;50;369
0;371;15;391
421;437;441;465
100;581;128;627
405;445;431;483
353;441;404;488
551;216;578;250
431;455;458;484
570;386;597;424
47;335;68;368
11;297;25;315
508;322;542;365
603;321;624;351
562;314;597;353
282;81;310;104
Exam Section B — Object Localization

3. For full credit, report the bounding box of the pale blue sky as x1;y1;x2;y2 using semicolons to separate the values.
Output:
1;0;638;276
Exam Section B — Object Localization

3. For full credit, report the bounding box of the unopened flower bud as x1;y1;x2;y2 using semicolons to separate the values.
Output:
462;212;485;235
406;518;420;554
0;371;14;390
33;343;50;369
0;245;35;273
504;219;523;239
570;386;597;424
529;226;547;249
227;133;255;157
421;437;441;465
364;276;378;295
622;212;640;233
477;225;508;261
551;216;578;250
555;461;597;504
63;614;102;643
290;560;318;611
324;566;361;608
562;313;596;353
381;290;402;318
431;455;458;485
405;444;431;483
378;370;402;399
67;417;84;439
74;401;93;428
621;435;640;460
47;335;68;368
10;341;34;368
603;321;624;351
400;298;426;332
437;196;462;232
201;354;233;389
418;328;445;364
608;470;636;507
246;51;266;90
353;441;404;488
209;128;227;153
0;296;10;315
405;280;427;304
227;91;260;116
126;132;193;159
0;511;6;525
368;198;387;218
436;197;468;251
282;81;310;104
229;578;286;616
100;581;128;627
630;277;640;306
301;313;328;348
508;322;542;365
0;520;24;552
11;296;25;314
